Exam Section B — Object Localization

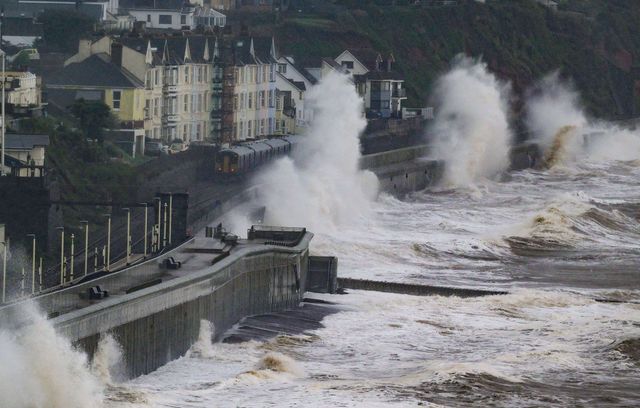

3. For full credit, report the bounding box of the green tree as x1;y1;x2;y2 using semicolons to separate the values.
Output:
69;99;116;142
38;10;95;53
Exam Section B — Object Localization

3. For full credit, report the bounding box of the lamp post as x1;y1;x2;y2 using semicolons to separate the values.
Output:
1;238;7;303
26;234;35;294
69;233;75;281
80;221;89;276
57;227;64;285
154;197;161;252
123;208;131;265
38;257;43;292
0;48;5;177
139;203;148;258
162;202;168;249
168;194;173;245
103;214;111;271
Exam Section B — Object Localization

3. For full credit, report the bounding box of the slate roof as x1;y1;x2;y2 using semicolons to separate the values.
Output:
46;54;143;88
2;17;43;37
4;134;50;150
118;0;192;9
343;48;384;71
279;56;316;85
120;35;217;65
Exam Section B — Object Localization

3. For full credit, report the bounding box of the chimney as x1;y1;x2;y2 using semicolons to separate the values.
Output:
111;42;123;67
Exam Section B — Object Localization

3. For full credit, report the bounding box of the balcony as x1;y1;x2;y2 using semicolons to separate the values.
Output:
392;88;407;98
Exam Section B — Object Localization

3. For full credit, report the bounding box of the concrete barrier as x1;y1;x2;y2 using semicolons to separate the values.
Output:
338;278;508;298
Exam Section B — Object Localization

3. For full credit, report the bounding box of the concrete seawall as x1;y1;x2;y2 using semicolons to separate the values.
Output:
0;227;312;379
360;142;542;195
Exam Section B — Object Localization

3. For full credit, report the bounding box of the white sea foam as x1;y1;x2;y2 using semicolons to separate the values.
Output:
430;56;513;187
526;73;640;165
231;71;378;235
0;304;104;408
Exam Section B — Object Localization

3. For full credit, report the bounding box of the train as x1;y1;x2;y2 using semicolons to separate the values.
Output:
214;135;304;178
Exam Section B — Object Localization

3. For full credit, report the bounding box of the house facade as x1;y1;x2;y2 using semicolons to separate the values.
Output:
2;134;49;177
5;71;41;108
120;0;225;30
227;37;277;142
317;49;407;119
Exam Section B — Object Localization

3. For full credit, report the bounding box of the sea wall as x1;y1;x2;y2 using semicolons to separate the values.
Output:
360;142;542;195
0;233;312;379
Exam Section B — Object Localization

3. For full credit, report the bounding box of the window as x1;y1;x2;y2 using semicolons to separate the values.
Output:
239;121;243;138
197;94;202;112
270;64;275;81
268;90;274;108
260;118;265;135
260;91;265;108
197;66;202;82
247;120;252;136
196;123;201;139
154;69;159;85
159;15;172;25
180;15;186;25
145;99;150;118
184;66;189;83
248;92;252;109
341;61;354;69
278;63;287;74
268;117;273;133
183;95;188;112
147;14;151;23
112;90;121;110
154;98;159;116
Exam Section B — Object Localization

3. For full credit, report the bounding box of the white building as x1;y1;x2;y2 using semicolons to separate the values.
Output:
121;0;225;30
5;72;41;108
275;55;316;133
230;37;278;141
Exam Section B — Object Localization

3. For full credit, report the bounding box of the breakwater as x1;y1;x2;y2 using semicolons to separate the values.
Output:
0;226;312;379
338;278;508;298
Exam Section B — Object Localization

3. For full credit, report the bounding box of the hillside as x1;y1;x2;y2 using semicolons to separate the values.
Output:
242;0;640;119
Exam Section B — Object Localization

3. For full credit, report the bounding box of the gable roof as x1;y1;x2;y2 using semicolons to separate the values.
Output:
120;35;217;65
46;54;143;88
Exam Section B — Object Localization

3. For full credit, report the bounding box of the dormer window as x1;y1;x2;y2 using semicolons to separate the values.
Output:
341;61;354;69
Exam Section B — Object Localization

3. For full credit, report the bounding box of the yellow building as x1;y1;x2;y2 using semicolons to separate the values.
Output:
46;53;146;155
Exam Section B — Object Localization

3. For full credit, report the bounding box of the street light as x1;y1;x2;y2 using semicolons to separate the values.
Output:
154;197;161;252
56;227;64;285
80;221;89;276
123;208;131;265
0;48;5;177
139;203;149;258
1;238;8;303
69;233;75;281
26;234;35;294
103;214;111;271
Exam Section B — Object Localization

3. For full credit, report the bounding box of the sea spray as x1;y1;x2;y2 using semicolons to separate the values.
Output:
526;72;587;150
526;73;640;165
188;319;216;359
246;71;378;234
0;304;104;408
92;333;124;385
430;56;513;187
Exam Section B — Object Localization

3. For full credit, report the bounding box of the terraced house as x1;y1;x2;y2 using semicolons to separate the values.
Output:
118;36;215;143
53;35;217;146
227;37;278;142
